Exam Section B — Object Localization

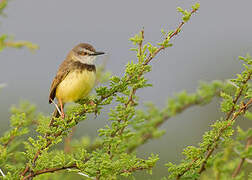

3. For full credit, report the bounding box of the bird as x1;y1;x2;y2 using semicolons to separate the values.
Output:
49;43;105;118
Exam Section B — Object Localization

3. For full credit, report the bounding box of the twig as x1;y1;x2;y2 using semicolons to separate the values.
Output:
120;166;151;174
107;8;199;156
107;28;145;157
77;172;95;180
22;164;77;180
128;96;209;153
138;28;144;60
83;88;222;154
21;130;64;177
175;73;251;179
21;105;93;178
245;158;252;163
176;158;199;180
64;126;76;153
198;98;252;175
143;8;197;66
0;168;5;177
232;136;252;178
198;72;251;175
3;124;22;148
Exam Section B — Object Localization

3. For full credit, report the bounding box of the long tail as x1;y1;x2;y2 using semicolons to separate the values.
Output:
52;107;61;118
45;105;61;137
50;98;64;118
49;103;64;127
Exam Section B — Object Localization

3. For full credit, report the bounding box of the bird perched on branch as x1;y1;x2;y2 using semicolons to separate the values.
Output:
49;43;105;118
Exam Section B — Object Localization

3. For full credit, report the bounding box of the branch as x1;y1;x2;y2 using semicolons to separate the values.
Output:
20;6;199;179
84;82;223;154
175;73;251;179
198;72;251;175
176;158;199;180
0;168;5;177
2;125;22;148
4;40;38;51
2;119;37;148
121;166;152;174
232;136;252;178
21;95;114;177
108;7;199;155
127;95;215;153
22;158;153;180
143;8;198;66
176;98;252;179
21;128;65;177
64;127;76;153
22;164;77;180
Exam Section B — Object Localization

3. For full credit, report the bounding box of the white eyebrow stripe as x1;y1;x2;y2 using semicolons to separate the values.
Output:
79;48;94;54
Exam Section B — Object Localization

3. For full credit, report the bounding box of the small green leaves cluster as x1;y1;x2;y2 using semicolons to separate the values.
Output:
0;0;7;15
0;1;38;52
0;34;38;52
177;3;200;22
201;113;252;180
0;102;38;179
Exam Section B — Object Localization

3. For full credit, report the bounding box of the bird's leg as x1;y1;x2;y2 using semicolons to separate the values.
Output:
59;99;65;119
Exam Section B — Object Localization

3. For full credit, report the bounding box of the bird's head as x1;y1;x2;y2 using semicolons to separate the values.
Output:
71;43;105;65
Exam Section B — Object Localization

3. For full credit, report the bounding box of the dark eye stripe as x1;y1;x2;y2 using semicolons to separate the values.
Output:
78;51;88;56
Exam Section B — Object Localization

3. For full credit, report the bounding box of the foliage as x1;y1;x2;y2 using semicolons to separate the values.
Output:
166;54;252;179
0;2;251;180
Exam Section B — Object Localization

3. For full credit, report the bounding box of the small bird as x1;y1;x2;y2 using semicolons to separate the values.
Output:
49;43;105;118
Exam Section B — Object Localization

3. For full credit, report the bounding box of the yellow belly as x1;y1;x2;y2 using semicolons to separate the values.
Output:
56;70;96;103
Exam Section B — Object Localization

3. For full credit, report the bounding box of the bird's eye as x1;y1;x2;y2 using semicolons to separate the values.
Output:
78;51;87;56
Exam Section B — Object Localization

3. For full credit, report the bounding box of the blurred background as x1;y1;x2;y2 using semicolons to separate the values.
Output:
0;0;252;179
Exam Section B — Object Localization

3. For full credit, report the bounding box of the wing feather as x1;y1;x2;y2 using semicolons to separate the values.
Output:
49;59;72;103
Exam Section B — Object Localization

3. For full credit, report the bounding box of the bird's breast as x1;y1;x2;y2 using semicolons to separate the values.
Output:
56;70;96;103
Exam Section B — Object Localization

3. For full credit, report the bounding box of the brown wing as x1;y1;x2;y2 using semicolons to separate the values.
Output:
49;59;72;103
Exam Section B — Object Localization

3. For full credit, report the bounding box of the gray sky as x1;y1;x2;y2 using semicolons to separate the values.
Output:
0;0;252;179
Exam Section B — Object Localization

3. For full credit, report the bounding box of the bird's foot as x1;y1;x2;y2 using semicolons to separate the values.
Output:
89;100;95;106
61;112;65;119
88;100;98;118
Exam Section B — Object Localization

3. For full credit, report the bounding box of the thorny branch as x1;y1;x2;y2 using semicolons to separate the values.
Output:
176;72;251;179
198;72;251;175
21;160;152;180
3;124;22;148
143;8;197;66
2;119;38;148
109;6;199;149
20;7;199;180
128;91;222;153
232;136;252;178
22;164;77;180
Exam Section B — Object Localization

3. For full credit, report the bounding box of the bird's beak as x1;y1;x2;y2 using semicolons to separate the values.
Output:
91;51;105;56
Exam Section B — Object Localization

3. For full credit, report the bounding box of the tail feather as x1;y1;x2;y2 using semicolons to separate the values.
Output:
53;108;61;118
49;103;63;127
